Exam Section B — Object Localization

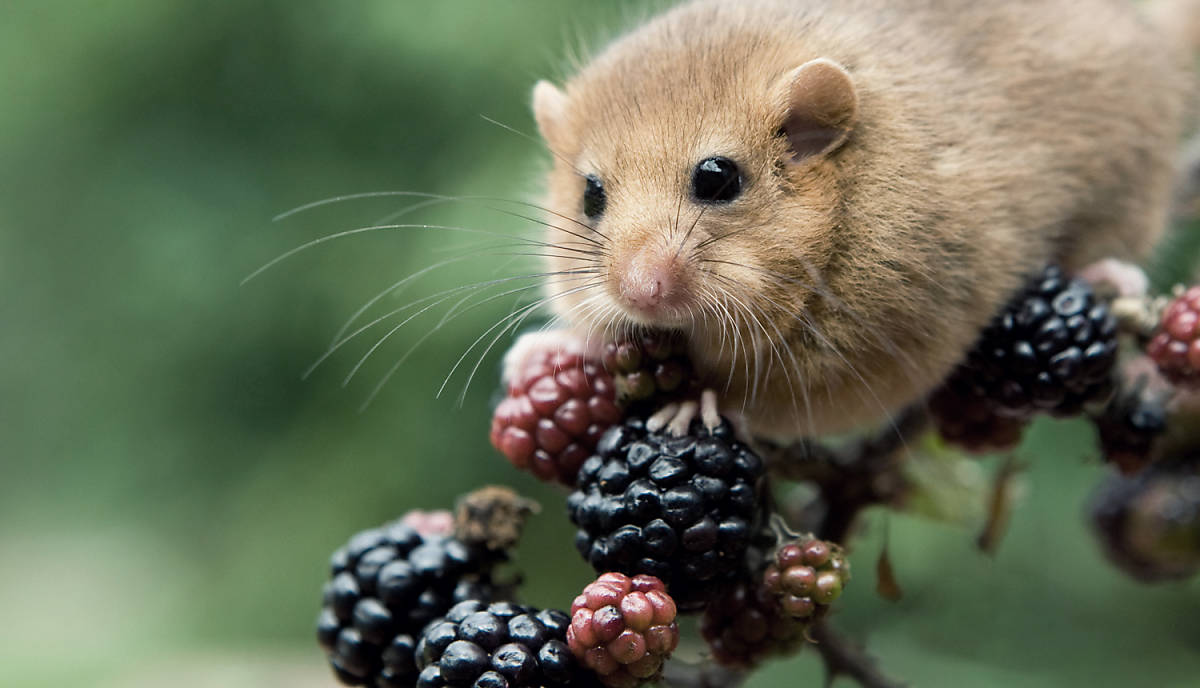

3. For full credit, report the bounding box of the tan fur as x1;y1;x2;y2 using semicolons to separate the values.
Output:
533;0;1196;438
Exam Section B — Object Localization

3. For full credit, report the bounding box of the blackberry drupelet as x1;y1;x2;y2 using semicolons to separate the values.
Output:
762;536;849;621
1090;453;1200;582
1093;380;1168;475
928;372;1027;453
491;347;622;486
567;416;766;611
700;577;800;669
566;573;679;688
958;264;1118;417
318;519;500;687
1147;285;1200;388
416;600;589;688
600;330;696;409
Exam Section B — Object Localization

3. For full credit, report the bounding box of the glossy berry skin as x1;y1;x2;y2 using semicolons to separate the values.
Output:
958;264;1118;418
1093;383;1168;476
416;600;589;688
762;537;850;621
1147;286;1200;388
318;519;499;687
567;417;766;610
491;348;622;486
567;573;679;688
601;330;695;410
1090;453;1200;583
928;372;1027;454
700;577;800;669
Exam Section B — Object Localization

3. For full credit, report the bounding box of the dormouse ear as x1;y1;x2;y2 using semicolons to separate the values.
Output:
777;58;858;163
532;80;569;151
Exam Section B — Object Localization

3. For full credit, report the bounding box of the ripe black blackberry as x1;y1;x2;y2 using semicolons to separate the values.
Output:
567;416;766;611
1093;379;1168;475
416;600;590;688
959;264;1118;418
318;520;500;687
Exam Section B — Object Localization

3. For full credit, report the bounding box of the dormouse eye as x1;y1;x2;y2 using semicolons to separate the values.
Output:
691;157;742;203
583;175;607;219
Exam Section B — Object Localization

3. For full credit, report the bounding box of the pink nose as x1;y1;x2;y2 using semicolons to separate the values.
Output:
619;252;675;314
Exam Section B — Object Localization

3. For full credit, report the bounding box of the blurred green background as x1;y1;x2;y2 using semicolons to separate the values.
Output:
2;2;1198;687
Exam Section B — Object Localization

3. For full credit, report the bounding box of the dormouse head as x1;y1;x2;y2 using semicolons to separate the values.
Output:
530;21;860;410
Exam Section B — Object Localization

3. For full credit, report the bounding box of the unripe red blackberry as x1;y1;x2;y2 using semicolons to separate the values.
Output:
491;348;622;486
318;518;501;687
416;600;592;688
567;416;766;610
1090;454;1200;582
958;264;1118;418
1147;285;1200;388
567;573;679;688
700;577;800;669
601;330;696;408
928;373;1027;454
762;536;849;621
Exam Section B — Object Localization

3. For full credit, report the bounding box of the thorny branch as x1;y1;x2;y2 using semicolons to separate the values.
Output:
659;408;928;688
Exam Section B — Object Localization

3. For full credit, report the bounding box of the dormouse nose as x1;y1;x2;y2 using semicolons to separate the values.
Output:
618;247;678;314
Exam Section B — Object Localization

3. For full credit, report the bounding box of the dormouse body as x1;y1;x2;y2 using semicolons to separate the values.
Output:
530;0;1198;439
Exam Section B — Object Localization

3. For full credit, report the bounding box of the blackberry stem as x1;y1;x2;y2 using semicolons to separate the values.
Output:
809;621;908;688
761;405;928;543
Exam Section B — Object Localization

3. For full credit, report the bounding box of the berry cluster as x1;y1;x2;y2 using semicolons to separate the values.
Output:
700;577;800;669
1090;452;1200;582
316;260;1200;688
490;347;621;486
763;537;849;621
567;573;679;688
1147;285;1200;387
951;264;1119;419
317;520;498;687
567;416;765;610
600;331;695;408
416;601;579;688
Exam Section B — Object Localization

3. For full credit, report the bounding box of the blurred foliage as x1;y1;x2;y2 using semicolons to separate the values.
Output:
1;2;1198;687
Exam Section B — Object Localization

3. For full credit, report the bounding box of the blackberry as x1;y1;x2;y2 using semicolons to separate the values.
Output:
1147;285;1200;388
318;519;500;687
1090;453;1200;582
491;347;622;486
1093;379;1168;475
958;264;1118;417
567;573;679;688
601;330;696;409
567;416;766;610
762;536;849;621
700;577;800;669
928;372;1027;454
416;600;590;688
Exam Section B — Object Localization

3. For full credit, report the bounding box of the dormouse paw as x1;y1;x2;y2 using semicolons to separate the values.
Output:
645;389;737;437
501;328;600;389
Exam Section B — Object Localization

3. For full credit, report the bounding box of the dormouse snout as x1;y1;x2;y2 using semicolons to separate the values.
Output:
614;245;688;321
